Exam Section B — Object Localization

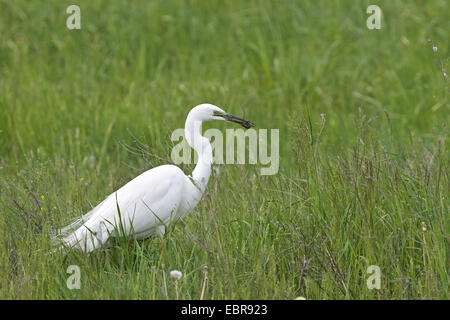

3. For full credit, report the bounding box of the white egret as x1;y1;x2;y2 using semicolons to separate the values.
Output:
55;104;254;252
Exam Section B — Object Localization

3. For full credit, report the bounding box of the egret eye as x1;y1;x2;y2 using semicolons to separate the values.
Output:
213;110;225;117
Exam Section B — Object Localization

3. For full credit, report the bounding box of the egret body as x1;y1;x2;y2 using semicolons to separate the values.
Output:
56;104;254;252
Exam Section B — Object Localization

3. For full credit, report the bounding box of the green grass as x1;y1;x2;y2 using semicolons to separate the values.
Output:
0;0;448;299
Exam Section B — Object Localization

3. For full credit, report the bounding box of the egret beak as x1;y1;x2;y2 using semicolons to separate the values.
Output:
214;111;255;129
223;114;255;129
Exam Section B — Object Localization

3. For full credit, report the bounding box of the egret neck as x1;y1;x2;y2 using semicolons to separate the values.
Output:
184;113;213;193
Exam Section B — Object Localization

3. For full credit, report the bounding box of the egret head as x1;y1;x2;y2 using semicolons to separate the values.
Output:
190;103;254;128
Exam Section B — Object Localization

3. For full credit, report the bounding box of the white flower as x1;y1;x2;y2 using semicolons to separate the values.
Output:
170;270;182;280
421;222;427;232
432;46;438;53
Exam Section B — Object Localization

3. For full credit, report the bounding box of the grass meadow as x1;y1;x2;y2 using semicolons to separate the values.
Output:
0;0;448;299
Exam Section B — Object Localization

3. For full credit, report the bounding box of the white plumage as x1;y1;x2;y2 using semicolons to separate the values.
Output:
54;104;254;252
